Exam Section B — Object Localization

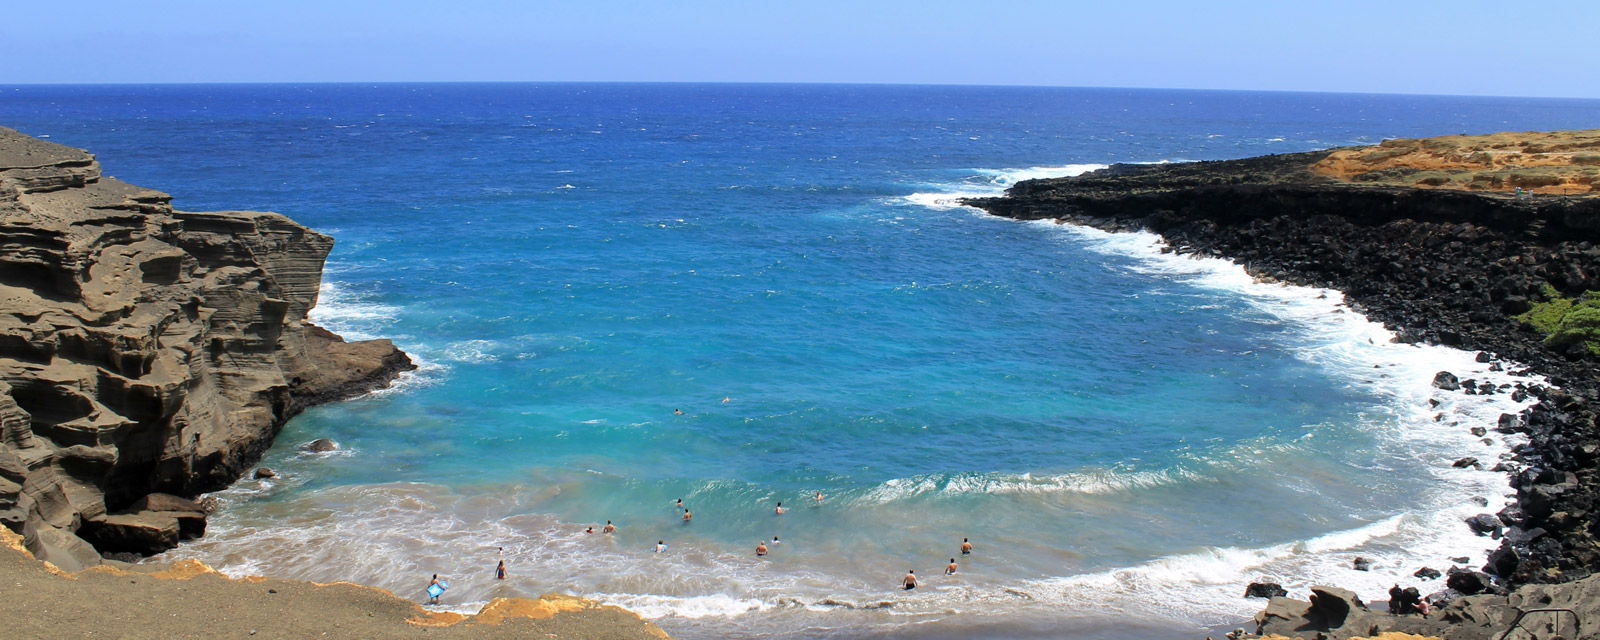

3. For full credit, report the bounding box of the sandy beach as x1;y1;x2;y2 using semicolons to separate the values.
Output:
1;528;672;640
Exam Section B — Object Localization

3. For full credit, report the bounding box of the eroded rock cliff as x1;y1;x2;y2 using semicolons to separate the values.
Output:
0;126;414;570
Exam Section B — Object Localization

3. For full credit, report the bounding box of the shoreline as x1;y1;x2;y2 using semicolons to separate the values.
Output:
1008;220;1541;631
0;526;673;639
0;124;671;640
148;168;1543;638
964;129;1600;637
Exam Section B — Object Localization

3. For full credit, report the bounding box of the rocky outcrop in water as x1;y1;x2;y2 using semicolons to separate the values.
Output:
964;130;1600;633
0;126;414;570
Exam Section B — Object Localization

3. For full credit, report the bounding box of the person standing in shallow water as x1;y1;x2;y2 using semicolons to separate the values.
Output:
603;520;616;534
683;508;692;522
495;560;506;580
961;538;972;555
756;541;768;556
903;570;918;590
945;558;958;575
775;501;785;515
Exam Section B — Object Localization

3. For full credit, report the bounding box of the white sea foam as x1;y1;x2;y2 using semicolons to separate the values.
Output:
601;593;774;619
897;164;1109;210
973;164;1113;186
858;466;1206;501
309;279;449;394
309;281;401;342
442;339;503;363
974;220;1543;622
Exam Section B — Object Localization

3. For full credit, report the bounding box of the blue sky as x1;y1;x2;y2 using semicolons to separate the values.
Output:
2;0;1597;98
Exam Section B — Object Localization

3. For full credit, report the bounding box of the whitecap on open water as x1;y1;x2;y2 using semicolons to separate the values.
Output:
7;84;1597;639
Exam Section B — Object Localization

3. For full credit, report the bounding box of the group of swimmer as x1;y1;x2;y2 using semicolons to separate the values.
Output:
903;538;974;590
425;483;977;602
664;491;977;593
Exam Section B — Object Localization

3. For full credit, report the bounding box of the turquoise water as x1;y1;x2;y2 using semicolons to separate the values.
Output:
5;84;1597;638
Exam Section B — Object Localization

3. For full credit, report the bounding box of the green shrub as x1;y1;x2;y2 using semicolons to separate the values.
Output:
1517;284;1573;333
1517;285;1600;354
1547;304;1600;354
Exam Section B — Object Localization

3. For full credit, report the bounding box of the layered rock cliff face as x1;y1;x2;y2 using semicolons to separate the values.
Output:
0;127;413;570
965;131;1600;635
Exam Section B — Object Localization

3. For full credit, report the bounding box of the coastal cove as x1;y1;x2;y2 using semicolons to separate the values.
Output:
4;84;1600;639
965;131;1600;638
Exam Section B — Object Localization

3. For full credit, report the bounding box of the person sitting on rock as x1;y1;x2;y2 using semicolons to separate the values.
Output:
1401;587;1428;616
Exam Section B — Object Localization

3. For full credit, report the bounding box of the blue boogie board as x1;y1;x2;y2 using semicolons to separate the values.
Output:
428;580;448;598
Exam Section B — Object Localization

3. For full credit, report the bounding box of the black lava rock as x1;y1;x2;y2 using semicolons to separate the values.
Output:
1433;371;1461;391
1244;582;1288;598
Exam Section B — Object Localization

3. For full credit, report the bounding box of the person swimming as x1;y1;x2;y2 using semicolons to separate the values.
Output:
675;498;683;509
585;526;595;534
603;520;616;534
756;541;768;556
674;408;684;415
945;558;958;575
903;570;918;590
961;538;973;555
772;535;781;545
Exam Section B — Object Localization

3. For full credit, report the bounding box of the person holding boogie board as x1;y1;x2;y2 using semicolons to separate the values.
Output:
427;574;449;604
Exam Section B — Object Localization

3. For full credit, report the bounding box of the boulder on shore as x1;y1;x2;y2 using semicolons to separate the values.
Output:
1244;582;1288;598
1433;371;1461;391
77;513;180;556
1446;567;1495;595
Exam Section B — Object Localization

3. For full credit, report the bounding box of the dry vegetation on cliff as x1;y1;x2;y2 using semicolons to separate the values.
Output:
1313;129;1600;195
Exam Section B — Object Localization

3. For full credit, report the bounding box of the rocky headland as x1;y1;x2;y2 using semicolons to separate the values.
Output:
0;126;415;570
965;129;1600;639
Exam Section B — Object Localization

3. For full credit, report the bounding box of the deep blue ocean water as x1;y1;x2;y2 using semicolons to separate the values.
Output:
4;84;1598;639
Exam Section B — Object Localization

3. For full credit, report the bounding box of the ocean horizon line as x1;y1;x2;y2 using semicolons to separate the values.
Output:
5;80;1600;103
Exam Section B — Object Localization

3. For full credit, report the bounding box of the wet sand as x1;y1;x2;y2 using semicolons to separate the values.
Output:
1;528;672;640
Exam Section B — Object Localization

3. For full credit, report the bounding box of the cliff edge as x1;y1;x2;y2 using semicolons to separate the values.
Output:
0;126;415;570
